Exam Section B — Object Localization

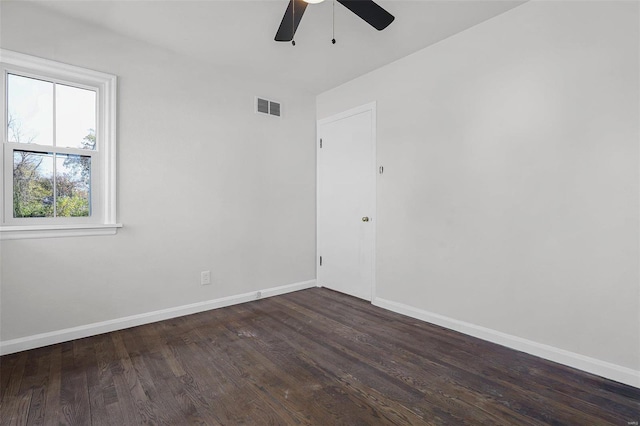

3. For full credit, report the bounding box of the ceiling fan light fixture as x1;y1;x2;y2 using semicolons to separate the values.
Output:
304;0;325;3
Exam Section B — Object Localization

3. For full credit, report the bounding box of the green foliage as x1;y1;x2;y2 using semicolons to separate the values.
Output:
13;152;53;218
57;194;90;217
12;128;93;218
13;179;54;217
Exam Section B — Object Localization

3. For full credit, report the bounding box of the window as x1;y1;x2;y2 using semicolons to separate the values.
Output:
1;49;120;239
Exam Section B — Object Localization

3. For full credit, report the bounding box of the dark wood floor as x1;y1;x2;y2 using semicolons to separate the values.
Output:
1;288;639;425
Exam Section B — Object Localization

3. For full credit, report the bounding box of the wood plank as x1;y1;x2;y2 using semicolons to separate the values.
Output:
1;288;637;425
0;354;19;407
41;345;62;425
24;348;52;425
257;300;506;425
58;341;91;425
285;288;639;424
170;316;292;424
313;287;640;413
0;351;32;426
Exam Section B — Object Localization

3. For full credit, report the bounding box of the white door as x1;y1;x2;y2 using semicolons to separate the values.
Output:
317;103;376;301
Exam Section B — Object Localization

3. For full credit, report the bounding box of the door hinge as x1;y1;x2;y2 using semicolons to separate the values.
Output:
320;138;323;149
319;256;322;266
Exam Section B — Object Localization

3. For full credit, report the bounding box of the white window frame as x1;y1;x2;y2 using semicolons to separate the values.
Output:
0;49;121;240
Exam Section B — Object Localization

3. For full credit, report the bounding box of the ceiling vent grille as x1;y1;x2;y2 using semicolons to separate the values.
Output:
255;97;281;117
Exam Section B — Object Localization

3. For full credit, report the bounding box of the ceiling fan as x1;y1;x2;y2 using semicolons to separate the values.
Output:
275;0;395;43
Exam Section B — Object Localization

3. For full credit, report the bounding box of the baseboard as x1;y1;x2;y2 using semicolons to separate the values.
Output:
0;279;317;356
373;297;640;389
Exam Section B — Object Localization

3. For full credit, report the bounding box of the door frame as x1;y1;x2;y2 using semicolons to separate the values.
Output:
316;101;377;301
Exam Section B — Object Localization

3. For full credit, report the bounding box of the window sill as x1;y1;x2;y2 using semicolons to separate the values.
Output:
0;223;123;240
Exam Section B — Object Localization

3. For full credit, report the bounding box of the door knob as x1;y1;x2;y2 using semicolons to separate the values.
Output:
362;217;370;222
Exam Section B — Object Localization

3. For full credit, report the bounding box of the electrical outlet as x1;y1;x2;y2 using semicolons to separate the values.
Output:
201;271;211;285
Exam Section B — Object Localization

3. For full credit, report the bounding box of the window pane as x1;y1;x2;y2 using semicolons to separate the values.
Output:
13;150;54;217
56;84;96;150
7;74;54;145
56;154;91;217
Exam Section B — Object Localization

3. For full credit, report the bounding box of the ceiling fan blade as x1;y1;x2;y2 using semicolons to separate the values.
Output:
275;0;309;42
337;0;394;31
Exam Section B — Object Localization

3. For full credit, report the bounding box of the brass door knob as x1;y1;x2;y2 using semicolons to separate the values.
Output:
362;217;370;222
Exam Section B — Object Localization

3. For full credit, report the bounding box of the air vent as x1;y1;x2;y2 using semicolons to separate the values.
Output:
255;97;282;118
257;97;269;114
269;101;280;117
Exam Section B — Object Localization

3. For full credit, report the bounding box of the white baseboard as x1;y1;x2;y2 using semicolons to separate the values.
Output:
373;297;640;389
0;279;317;356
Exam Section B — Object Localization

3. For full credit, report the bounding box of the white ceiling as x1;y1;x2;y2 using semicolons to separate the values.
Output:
33;0;525;94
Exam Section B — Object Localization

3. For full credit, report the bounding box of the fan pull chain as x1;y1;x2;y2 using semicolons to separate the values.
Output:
331;0;336;44
292;0;296;46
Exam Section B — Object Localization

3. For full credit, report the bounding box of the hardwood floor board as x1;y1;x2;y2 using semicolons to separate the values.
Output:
158;318;282;425
292;289;515;363
0;354;19;396
372;309;638;423
304;292;633;383
278;289;637;425
269;306;426;405
39;345;62;426
477;360;640;422
136;321;187;379
16;351;41;395
153;322;189;380
372;312;640;416
226;304;389;425
270;296;498;389
359;327;628;425
24;387;45;426
77;337;108;426
128;325;214;425
105;332;147;426
7;388;32;426
265;296;534;425
209;304;396;424
177;373;224;425
2;288;638;425
112;331;173;425
144;353;216;425
58;341;91;425
89;333;127;426
311;289;639;411
229;305;401;425
287;290;508;366
191;324;303;424
162;336;232;424
522;357;640;411
1;352;30;426
221;322;325;424
23;348;53;426
366;306;631;425
243;303;453;425
1;352;27;404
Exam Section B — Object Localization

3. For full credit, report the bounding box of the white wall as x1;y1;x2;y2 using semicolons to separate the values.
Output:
0;2;316;343
318;0;639;378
